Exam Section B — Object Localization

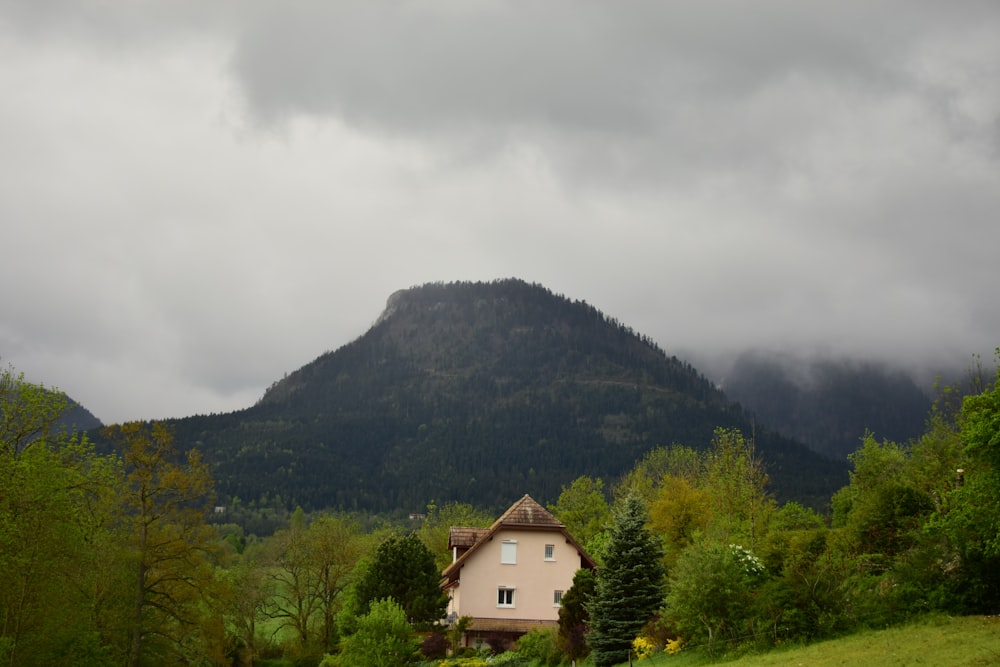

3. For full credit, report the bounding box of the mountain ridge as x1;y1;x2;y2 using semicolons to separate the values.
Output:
168;279;847;514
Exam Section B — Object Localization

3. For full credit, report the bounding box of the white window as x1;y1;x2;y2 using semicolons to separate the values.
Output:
501;540;517;564
544;544;555;561
553;590;564;606
497;587;516;608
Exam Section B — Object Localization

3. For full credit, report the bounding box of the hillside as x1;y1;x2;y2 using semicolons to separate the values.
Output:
638;615;1000;667
719;351;932;461
171;280;847;513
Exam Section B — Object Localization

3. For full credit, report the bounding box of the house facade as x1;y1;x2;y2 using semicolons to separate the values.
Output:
442;495;597;647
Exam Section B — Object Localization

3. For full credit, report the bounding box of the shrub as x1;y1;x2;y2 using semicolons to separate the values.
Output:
420;632;449;660
516;628;560;666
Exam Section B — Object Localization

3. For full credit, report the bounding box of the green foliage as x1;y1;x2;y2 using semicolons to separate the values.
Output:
354;533;448;627
614;444;704;504
104;421;222;666
418;500;493;571
333;598;416;667
962;350;1000;470
703;427;774;548
588;494;665;667
516;627;561;666
0;363;73;456
665;542;768;655
649;474;712;569
558;568;595;661
549;475;611;550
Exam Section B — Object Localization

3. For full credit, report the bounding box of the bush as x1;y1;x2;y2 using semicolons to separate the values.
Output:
420;632;449;660
334;598;416;666
516;628;561;666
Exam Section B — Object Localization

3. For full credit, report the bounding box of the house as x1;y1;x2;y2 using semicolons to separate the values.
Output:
442;494;597;648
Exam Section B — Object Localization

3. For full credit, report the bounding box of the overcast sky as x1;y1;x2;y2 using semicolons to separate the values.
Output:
2;1;998;424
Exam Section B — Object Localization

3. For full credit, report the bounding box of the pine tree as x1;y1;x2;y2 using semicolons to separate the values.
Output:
587;494;664;667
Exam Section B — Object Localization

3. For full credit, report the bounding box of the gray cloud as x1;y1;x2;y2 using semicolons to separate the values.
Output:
1;1;997;423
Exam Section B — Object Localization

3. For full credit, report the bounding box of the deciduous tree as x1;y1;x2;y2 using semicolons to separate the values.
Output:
104;421;220;666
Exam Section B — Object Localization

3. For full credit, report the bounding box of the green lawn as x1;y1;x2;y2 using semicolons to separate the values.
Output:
618;615;1000;667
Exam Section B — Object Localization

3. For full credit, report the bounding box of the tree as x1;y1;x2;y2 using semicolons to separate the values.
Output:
353;533;448;628
615;445;703;505
557;568;596;663
331;598;415;667
549;476;611;554
927;352;1000;612
0;365;121;665
833;434;933;560
216;556;273;666
308;514;367;651
587;494;664;667
417;501;492;571
103;421;220;666
703;428;774;548
263;508;321;652
665;541;767;655
0;363;69;456
648;474;712;569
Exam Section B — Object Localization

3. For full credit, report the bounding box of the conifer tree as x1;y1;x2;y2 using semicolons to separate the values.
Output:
587;494;664;667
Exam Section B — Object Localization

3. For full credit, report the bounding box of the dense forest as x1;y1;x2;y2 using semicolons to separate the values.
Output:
161;280;846;513
2;351;998;665
720;350;933;461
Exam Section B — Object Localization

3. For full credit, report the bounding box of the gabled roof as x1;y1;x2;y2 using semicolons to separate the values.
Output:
442;494;596;584
490;494;564;529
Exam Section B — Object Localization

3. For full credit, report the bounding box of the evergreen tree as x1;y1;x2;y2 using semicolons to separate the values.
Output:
587;494;664;667
558;568;596;662
353;533;448;628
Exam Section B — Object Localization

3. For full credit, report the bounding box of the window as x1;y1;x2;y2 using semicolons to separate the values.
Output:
553;590;564;606
497;587;515;608
501;540;517;564
544;544;555;561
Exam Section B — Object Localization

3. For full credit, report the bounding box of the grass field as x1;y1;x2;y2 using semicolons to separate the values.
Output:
620;615;1000;667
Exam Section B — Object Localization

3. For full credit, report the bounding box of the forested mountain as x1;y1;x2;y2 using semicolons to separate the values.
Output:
719;351;933;461
169;280;847;513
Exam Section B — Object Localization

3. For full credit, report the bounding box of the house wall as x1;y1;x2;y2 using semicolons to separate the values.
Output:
451;528;581;622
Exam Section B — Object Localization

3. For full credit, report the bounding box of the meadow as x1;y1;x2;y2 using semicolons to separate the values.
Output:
619;615;1000;667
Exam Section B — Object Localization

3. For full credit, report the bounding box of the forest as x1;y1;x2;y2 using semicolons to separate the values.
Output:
1;350;998;666
164;280;849;514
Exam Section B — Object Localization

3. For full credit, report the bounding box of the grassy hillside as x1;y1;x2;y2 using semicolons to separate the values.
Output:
619;615;1000;667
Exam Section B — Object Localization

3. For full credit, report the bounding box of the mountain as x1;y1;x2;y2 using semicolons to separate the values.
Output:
61;399;103;432
170;279;847;514
718;351;933;461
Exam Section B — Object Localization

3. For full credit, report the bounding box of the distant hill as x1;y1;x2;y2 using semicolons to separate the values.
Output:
61;399;103;432
719;351;933;462
170;280;847;514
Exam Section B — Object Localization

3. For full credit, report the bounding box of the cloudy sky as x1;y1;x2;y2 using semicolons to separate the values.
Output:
2;1;998;424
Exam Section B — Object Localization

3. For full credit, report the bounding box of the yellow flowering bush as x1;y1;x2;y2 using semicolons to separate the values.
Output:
665;637;684;655
632;635;657;660
436;658;488;667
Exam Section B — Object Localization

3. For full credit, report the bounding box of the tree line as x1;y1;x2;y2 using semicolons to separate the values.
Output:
2;351;998;665
549;351;1000;664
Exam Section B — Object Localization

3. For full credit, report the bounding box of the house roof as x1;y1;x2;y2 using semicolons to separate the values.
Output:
448;527;490;550
441;494;596;584
490;494;565;529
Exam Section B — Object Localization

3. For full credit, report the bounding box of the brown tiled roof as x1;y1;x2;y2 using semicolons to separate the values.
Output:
448;527;489;550
490;494;564;529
